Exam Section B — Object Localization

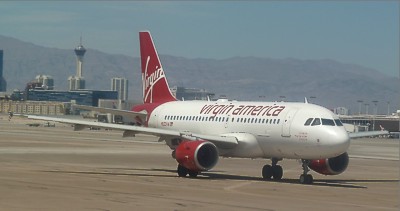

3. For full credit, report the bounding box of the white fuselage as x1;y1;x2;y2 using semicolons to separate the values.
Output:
147;100;350;160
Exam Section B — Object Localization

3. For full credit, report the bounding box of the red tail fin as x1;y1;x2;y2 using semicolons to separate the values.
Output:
139;31;176;104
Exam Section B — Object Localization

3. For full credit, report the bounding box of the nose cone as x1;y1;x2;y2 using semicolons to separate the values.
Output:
326;128;351;156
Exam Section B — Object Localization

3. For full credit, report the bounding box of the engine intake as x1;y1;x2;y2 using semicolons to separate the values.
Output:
309;152;349;175
175;140;219;171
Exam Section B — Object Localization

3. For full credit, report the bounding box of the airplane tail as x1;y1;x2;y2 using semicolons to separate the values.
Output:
139;31;176;104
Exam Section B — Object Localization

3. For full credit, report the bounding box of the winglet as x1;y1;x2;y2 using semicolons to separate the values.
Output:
304;97;308;104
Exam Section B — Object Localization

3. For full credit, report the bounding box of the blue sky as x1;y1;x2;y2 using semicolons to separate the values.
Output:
0;1;398;77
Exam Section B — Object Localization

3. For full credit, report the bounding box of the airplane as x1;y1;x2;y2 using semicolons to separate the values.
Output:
28;31;388;184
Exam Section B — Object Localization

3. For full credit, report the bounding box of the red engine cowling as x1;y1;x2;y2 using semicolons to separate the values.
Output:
175;140;219;172
309;152;349;175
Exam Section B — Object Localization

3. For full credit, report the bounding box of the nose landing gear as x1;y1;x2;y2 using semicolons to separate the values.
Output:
299;159;313;184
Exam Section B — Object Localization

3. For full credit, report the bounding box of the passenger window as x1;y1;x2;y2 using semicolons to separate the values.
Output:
311;118;321;126
277;119;280;124
304;118;313;126
334;119;343;126
321;118;335;126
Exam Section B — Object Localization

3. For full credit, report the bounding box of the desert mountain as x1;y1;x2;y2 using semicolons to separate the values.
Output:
0;35;398;114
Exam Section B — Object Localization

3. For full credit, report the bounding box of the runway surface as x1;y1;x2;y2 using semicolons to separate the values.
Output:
0;115;398;210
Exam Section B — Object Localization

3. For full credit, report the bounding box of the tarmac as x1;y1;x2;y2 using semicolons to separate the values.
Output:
0;115;398;211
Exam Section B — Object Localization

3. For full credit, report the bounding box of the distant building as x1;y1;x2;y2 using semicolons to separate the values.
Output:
0;50;6;91
35;75;54;90
68;76;85;91
334;107;349;115
111;77;129;101
27;90;118;107
74;37;86;78
170;86;215;101
340;115;400;133
68;37;86;90
0;100;69;115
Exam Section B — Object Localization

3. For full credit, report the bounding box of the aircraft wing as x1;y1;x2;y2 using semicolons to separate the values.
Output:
73;104;147;120
348;130;390;139
27;115;238;149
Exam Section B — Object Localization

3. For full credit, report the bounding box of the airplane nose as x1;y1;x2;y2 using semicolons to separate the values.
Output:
329;129;350;154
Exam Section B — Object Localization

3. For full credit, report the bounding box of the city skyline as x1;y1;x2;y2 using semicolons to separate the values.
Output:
0;1;398;78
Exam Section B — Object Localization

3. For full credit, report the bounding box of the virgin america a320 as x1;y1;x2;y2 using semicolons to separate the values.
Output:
28;31;388;184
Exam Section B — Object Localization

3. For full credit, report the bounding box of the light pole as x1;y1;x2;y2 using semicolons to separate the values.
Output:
357;100;363;115
387;101;390;116
309;96;316;103
372;100;378;131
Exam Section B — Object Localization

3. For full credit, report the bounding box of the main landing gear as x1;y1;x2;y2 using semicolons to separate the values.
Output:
299;159;313;184
262;158;314;184
262;158;283;181
177;164;199;178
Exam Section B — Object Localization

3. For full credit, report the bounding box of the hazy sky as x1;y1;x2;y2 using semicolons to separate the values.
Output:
0;1;398;77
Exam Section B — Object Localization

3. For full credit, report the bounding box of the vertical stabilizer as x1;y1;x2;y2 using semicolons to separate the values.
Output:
139;31;176;104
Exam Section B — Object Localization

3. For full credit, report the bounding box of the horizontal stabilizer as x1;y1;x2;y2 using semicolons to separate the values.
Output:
73;104;147;119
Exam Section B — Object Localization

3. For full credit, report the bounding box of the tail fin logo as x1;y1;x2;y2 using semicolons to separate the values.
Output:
143;55;166;103
140;31;176;104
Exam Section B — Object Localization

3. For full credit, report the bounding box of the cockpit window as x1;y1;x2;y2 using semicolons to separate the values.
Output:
304;118;313;126
321;118;335;126
311;118;321;126
334;119;343;126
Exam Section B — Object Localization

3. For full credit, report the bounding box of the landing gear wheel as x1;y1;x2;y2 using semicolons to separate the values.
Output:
188;170;199;178
262;165;273;180
262;159;284;181
177;165;188;177
300;175;306;184
299;159;313;184
272;165;283;180
299;174;313;184
306;174;313;184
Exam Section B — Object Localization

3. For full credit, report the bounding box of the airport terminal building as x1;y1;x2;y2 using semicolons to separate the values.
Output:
26;90;118;107
0;90;118;115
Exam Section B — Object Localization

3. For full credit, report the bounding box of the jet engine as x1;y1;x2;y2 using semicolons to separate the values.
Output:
308;152;349;175
175;140;219;172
